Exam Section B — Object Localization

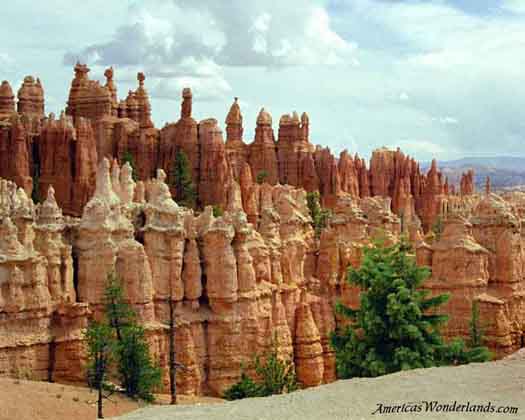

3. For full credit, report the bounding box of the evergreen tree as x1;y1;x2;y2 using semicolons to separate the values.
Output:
104;272;135;342
256;170;268;184
212;205;224;217
31;163;41;204
103;273;162;401
331;239;491;379
468;300;484;348
118;324;162;402
331;238;450;378
85;320;115;419
465;301;492;362
171;150;196;208
306;191;331;238
122;151;138;182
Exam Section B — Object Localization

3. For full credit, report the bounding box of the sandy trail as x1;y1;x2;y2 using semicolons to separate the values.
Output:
114;355;525;420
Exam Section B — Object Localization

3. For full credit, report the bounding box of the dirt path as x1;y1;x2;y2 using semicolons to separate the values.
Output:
114;357;525;420
0;378;222;420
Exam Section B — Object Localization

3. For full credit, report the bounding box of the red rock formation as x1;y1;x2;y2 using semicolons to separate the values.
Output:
355;154;370;197
417;159;445;231
248;108;279;185
66;63;112;121
103;67;118;116
0;115;32;195
71;117;98;214
276;111;311;187
225;98;247;180
198;119;229;208
460;169;475;196
17;76;44;117
0;81;16;120
239;162;259;225
294;292;324;387
159;88;199;188
314;147;340;207
338;150;359;197
39;113;76;210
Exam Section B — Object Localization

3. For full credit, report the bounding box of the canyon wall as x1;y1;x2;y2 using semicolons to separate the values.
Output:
0;65;472;227
2;64;524;396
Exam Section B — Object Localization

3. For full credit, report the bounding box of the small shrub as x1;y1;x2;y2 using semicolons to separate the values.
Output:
171;150;197;208
223;373;262;400
254;349;298;397
256;170;269;185
306;191;331;238
223;342;298;400
212;205;224;217
122;151;138;182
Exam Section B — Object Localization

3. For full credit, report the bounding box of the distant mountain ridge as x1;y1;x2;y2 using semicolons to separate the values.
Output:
421;156;525;191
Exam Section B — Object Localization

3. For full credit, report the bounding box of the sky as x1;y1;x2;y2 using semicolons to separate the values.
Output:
1;0;524;161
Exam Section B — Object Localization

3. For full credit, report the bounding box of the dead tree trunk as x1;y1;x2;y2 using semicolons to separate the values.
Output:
169;298;177;405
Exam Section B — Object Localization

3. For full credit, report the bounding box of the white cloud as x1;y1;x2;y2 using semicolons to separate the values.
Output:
439;116;459;125
502;0;525;14
65;0;356;69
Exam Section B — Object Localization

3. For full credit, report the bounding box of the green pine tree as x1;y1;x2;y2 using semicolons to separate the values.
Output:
104;272;136;342
103;273;162;401
331;238;449;378
465;301;492;362
306;191;331;238
171;150;196;208
122;151;138;182
212;205;224;217
31;162;41;204
330;238;490;379
85;320;115;419
118;324;162;402
256;170;268;184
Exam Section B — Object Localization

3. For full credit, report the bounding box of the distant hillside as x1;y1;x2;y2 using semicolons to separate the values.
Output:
421;157;525;191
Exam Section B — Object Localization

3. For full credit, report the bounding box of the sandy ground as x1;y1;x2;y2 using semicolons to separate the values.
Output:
0;378;222;420
114;355;525;420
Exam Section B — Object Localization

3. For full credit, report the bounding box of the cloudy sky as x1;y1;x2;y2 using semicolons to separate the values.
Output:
1;0;524;161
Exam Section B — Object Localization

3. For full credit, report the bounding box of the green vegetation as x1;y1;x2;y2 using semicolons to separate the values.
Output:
223;373;261;400
223;342;298;400
331;239;491;379
31;163;41;204
431;216;444;241
212;205;224;217
122;151;138;182
306;191;331;238
465;301;493;361
255;170;268;185
117;324;162;402
171;150;197;208
102;272;162;402
85;320;115;419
